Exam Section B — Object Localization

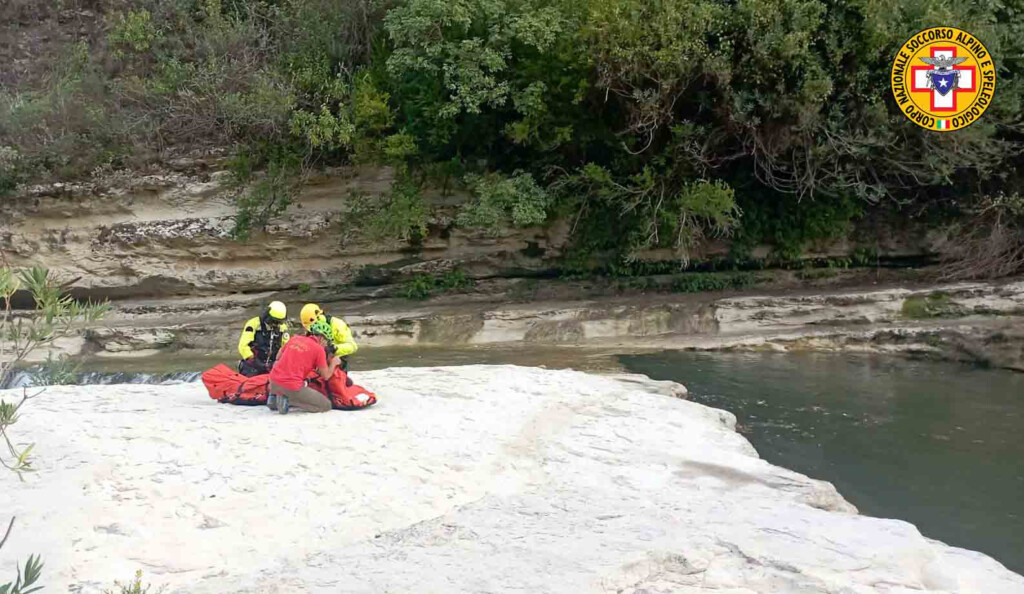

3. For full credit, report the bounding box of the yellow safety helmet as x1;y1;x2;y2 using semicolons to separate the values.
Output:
300;303;323;329
267;300;287;321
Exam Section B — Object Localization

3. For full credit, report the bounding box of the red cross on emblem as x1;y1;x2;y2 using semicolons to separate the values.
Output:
910;46;976;112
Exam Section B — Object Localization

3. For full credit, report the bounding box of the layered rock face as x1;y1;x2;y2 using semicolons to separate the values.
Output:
4;366;1023;593
14;279;1022;373
1;161;941;302
3;165;1022;371
690;281;1024;371
0;165;565;299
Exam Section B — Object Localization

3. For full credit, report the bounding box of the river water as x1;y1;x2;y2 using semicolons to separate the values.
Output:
5;347;1022;575
0;346;624;389
619;351;1024;576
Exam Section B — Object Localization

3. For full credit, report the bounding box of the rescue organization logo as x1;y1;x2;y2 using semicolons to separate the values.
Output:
890;27;996;132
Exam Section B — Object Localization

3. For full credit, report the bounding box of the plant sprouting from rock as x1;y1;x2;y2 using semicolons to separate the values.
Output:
27;353;82;387
0;266;109;384
229;149;306;241
0;556;43;594
555;164;741;266
0;393;39;477
0;261;107;591
348;176;430;244
103;570;159;594
0;517;43;594
1;260;109;477
457;171;551;234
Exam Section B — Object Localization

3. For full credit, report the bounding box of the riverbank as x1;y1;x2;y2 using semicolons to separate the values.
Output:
4;365;1023;593
621;351;1024;576
10;159;1018;372
12;275;1024;375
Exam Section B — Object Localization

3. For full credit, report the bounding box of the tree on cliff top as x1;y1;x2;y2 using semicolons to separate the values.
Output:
1;0;1022;274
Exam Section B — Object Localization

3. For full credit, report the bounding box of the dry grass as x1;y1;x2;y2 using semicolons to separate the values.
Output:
937;194;1024;280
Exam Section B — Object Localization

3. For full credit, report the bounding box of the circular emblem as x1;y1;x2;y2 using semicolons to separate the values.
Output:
890;27;996;132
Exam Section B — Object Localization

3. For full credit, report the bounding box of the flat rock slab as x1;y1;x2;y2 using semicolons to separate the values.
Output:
3;366;1021;593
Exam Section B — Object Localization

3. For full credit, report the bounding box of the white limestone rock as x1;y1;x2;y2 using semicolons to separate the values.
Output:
2;366;1021;593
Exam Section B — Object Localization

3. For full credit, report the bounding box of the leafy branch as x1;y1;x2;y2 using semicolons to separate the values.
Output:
0;390;42;478
0;262;109;387
0;252;109;593
0;518;44;594
1;251;109;479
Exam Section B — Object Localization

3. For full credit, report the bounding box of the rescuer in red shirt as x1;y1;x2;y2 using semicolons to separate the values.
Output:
267;319;340;413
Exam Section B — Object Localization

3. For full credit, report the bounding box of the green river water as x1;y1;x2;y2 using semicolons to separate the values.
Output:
619;351;1024;576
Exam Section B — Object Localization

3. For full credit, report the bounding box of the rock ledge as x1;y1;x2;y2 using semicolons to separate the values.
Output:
4;366;1022;593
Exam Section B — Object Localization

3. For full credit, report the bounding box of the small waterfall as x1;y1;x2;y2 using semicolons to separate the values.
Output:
78;371;203;386
1;369;203;390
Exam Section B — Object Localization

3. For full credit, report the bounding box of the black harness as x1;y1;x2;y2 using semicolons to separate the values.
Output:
250;313;286;369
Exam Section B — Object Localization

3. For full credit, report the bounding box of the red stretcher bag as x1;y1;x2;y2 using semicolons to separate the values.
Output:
307;368;377;410
201;364;270;406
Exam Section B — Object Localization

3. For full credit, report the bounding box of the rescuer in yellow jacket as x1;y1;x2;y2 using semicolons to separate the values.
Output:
237;300;290;377
300;303;357;368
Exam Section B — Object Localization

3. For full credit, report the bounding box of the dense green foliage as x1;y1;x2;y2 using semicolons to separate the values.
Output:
1;0;1023;274
668;271;757;293
402;269;474;299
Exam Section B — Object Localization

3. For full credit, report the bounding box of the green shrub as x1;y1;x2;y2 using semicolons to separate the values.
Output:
384;0;568;125
402;270;474;300
231;149;304;240
103;570;156;594
901;293;958;320
436;269;472;292
402;275;436;300
350;74;410;165
0;144;20;190
555;165;742;266
1;267;109;476
730;186;864;264
0;41;121;183
3;0;1024;268
107;9;163;59
349;176;430;244
290;104;354;151
606;260;680;278
0;267;108;590
851;247;879;267
457;171;552;234
669;272;756;293
26;354;81;387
